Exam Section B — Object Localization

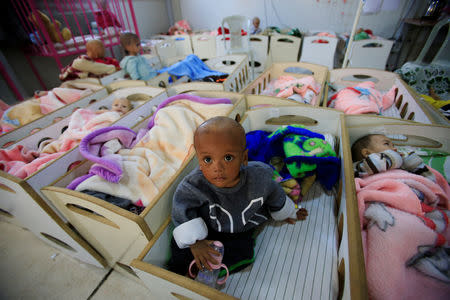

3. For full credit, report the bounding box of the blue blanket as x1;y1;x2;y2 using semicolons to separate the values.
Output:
158;54;227;81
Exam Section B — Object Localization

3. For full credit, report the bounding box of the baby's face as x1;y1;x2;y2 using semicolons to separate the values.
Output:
111;98;131;115
195;132;248;188
86;43;104;59
125;40;141;56
253;18;260;28
366;135;397;156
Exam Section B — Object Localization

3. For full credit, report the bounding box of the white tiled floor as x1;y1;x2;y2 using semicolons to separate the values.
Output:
0;220;153;299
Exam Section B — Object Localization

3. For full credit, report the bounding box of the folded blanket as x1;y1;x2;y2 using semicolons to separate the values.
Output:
261;75;321;105
60;55;120;81
246;124;340;190
330;81;397;115
158;54;227;81
356;169;450;300
0;109;120;179
67;95;233;207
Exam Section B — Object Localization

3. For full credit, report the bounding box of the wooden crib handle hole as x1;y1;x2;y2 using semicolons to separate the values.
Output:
392;134;442;148
284;67;313;75
127;93;152;102
66;203;120;229
277;38;294;43
249;61;261;68
0;208;14;218
266;115;318;126
337;258;346;300
362;42;383;48
222;60;236;66
0;183;16;194
40;232;76;252
342;74;379;84
171;292;193;300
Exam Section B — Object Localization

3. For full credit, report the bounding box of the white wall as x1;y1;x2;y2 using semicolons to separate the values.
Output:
178;0;414;38
132;0;170;39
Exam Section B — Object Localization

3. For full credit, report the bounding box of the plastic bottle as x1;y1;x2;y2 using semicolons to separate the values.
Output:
189;241;229;288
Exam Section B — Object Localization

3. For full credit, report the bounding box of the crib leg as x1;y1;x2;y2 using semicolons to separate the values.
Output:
24;53;47;91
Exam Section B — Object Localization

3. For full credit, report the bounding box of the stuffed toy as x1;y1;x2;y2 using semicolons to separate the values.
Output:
29;10;71;43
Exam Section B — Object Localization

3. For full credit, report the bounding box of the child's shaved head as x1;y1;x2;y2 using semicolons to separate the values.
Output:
194;116;248;188
194;116;246;150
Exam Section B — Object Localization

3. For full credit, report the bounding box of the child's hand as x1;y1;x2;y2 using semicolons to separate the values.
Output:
284;208;309;224
296;208;308;220
190;240;220;271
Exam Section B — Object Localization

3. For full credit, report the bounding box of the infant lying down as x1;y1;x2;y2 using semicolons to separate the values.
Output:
0;87;93;135
0;98;131;179
352;134;450;300
260;75;321;105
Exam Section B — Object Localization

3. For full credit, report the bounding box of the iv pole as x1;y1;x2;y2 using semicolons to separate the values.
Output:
342;0;365;68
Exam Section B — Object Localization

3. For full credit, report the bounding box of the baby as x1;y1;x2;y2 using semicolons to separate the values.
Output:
59;39;120;81
250;17;262;35
352;134;435;181
119;32;157;81
168;116;308;276
97;97;132;116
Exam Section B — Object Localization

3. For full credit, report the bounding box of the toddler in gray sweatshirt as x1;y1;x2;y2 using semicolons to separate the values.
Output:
168;116;308;276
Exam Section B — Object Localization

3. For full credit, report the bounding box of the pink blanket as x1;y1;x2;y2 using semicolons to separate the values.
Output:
41;109;121;154
39;88;92;114
0;109;120;179
356;169;450;300
331;81;396;114
261;75;321;105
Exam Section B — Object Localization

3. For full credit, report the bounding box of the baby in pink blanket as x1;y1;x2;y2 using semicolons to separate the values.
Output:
352;134;450;300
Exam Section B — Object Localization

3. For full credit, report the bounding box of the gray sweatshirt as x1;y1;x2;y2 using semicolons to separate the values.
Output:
172;161;297;248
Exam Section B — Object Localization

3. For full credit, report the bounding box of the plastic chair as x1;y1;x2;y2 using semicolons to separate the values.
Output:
414;17;450;66
221;15;255;79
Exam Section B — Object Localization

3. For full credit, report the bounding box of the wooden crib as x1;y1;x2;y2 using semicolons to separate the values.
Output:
0;88;107;148
40;91;246;273
192;34;217;61
242;62;329;107
346;38;394;70
268;34;302;63
300;35;338;70
325;68;436;124
343;115;450;299
0;87;167;268
250;35;269;74
129;104;369;300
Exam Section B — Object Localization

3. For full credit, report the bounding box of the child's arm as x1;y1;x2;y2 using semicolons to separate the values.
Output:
354;149;403;178
171;179;220;269
401;152;436;182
